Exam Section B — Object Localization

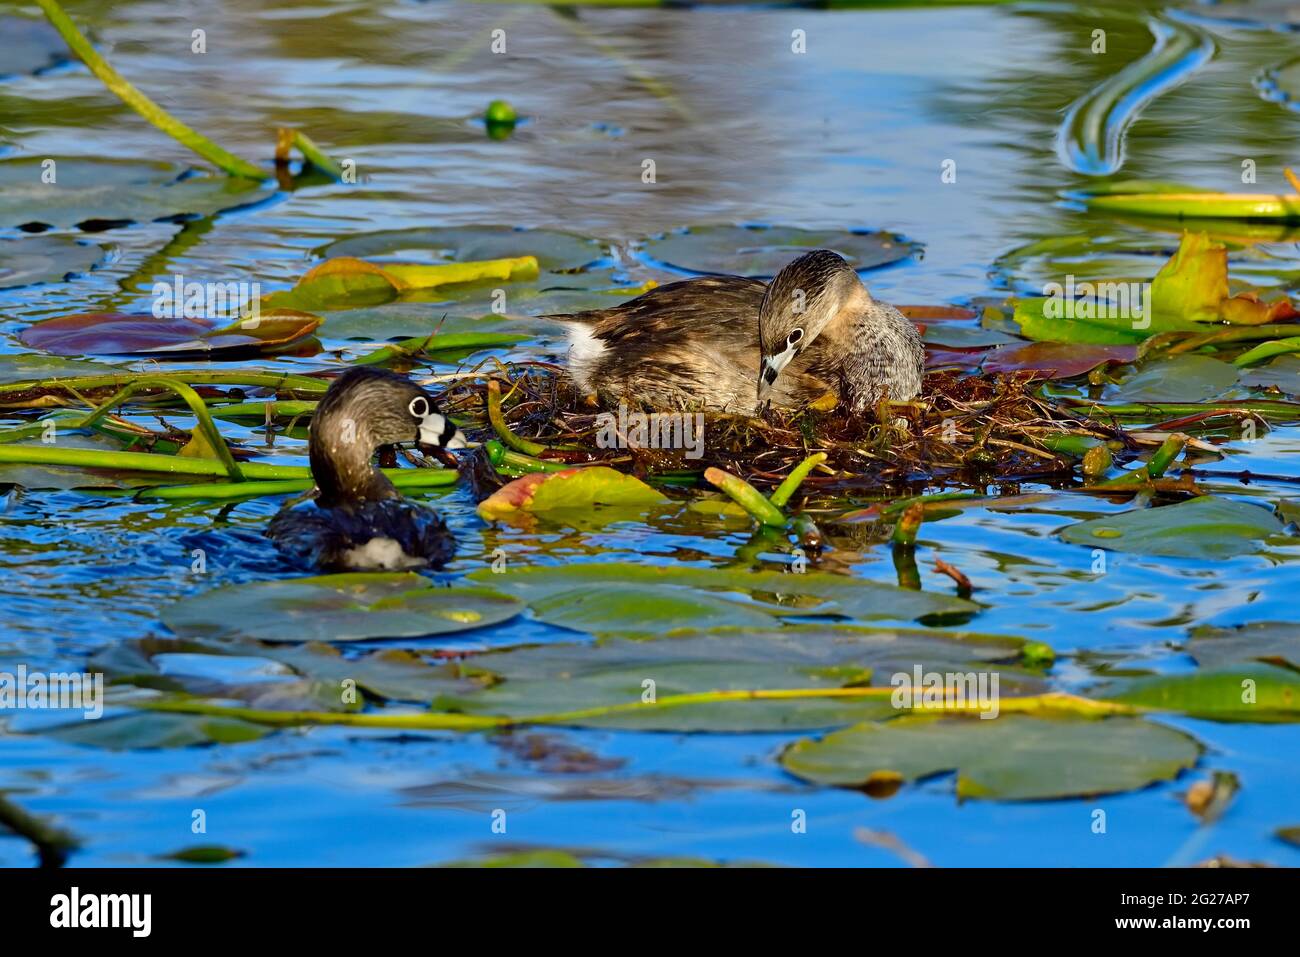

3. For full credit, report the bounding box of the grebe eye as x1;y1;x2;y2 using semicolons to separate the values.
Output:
787;328;803;346
408;396;430;418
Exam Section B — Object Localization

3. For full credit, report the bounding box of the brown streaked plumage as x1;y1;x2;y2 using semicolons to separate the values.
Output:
266;368;466;571
545;250;924;416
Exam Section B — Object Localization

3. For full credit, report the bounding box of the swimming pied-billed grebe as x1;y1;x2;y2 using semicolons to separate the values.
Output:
548;249;924;416
267;367;466;571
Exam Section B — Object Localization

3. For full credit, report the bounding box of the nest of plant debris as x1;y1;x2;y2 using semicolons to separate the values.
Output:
437;362;1139;499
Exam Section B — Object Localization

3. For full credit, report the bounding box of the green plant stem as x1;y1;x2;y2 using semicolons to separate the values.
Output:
0;371;327;403
891;502;925;546
0;793;78;868
704;467;787;527
136;687;1133;733
483;439;572;473
210;400;318;420
768;452;828;508
35;0;265;179
133;469;458;502
0;445;453;485
1092;433;1187;488
71;378;244;480
486;379;547;455
1066;399;1300;421
288;130;345;179
354;332;528;367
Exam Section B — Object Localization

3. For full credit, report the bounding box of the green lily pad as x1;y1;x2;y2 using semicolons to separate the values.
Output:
319;304;556;343
443;849;587;868
1101;663;1300;721
1111;355;1239;403
161;573;524;643
1239;353;1300;394
0;353;126;386
317;226;609;272
437;624;1034;731
1186;622;1300;670
248;642;482;702
159;845;246;864
0;235;105;288
467;561;978;624
528;585;786;637
1012;297;1200;345
0;157;273;231
921;324;1019;348
477;468;670;522
1059;496;1285;559
780;714;1201;800
639;225;918;277
45;712;268;750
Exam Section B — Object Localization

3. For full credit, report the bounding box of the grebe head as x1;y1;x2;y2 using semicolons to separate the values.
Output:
309;367;465;506
757;250;866;402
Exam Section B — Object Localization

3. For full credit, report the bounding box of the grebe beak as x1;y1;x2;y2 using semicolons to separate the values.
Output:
757;343;798;400
417;411;467;450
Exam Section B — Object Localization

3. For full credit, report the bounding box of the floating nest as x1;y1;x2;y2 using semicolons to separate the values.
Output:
437;362;1140;502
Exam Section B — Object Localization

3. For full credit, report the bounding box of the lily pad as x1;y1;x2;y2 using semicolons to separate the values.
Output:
262;256;538;313
467;561;978;623
1238;353;1300;394
920;324;1019;348
1102;663;1300;721
19;309;321;359
527;585;786;636
317;226;610;272
1060;496;1285;559
1186;622;1300;670
780;714;1201;800
436;624;1034;731
0;353;126;387
161;573;524;643
981;341;1136;379
0;158;273;231
477;467;670;521
0;235;105;289
319;304;557;343
45;712;268;750
1110;355;1239;403
638;225;918;277
250;642;484;702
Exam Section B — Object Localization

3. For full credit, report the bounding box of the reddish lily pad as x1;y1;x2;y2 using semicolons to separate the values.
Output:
982;342;1137;380
20;309;321;359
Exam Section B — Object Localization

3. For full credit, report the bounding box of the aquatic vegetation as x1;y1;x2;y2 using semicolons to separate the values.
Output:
4;0;1300;871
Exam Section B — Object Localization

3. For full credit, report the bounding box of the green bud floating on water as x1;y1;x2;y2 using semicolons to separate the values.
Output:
484;100;519;139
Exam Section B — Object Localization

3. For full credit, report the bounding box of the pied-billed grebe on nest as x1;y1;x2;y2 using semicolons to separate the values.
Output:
547;249;924;416
267;367;466;571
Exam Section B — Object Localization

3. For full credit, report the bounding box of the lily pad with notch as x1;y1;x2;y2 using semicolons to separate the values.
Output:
161;573;524;643
637;225;919;277
468;561;979;625
1059;496;1285;559
0;235;106;288
780;713;1201;800
0;158;274;231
